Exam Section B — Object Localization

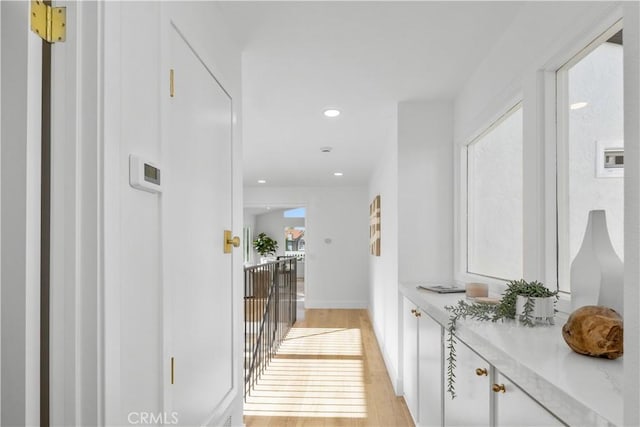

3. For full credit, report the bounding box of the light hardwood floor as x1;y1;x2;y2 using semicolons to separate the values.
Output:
244;309;415;427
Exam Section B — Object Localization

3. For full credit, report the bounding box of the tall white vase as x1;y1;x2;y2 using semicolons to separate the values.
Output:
570;210;623;315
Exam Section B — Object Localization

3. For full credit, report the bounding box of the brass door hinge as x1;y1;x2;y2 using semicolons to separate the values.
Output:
31;1;66;43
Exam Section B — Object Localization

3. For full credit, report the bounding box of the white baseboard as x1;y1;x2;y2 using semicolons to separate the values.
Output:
368;308;401;395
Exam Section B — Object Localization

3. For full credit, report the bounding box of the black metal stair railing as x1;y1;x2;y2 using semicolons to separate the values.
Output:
244;257;297;399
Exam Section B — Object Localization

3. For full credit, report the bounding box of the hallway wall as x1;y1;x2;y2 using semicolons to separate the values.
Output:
245;186;369;308
368;101;454;394
368;125;399;392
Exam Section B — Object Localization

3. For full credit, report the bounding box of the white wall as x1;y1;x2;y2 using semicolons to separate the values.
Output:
398;101;454;283
245;186;369;308
367;100;454;396
100;2;243;425
368;124;399;392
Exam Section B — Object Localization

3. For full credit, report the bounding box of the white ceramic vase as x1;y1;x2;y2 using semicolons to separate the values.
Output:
570;210;623;315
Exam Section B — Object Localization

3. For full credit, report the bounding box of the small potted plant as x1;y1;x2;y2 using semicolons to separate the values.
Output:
253;232;279;263
444;279;558;398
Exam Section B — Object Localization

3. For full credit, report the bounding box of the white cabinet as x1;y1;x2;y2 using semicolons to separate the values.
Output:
402;297;420;422
417;308;443;427
402;297;444;427
494;372;565;427
402;293;568;427
444;338;491;426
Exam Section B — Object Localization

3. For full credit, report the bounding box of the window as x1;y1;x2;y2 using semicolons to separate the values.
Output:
557;25;624;293
467;105;523;280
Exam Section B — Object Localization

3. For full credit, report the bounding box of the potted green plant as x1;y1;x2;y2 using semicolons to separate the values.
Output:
444;279;558;398
253;232;279;263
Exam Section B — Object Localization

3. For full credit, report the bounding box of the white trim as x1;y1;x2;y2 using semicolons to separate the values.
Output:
0;3;3;421
50;1;106;424
623;3;640;426
369;306;400;395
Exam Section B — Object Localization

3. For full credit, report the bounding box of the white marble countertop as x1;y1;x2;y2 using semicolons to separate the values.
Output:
400;282;623;427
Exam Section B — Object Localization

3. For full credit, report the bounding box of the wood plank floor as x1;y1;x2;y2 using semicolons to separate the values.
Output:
244;309;415;427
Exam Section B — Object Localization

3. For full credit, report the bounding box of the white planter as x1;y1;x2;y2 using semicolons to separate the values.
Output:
516;295;555;325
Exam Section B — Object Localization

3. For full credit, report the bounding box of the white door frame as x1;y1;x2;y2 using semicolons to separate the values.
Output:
49;1;104;425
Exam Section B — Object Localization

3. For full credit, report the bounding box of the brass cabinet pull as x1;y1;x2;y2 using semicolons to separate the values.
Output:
492;383;506;393
410;308;417;314
475;368;488;376
415;311;421;317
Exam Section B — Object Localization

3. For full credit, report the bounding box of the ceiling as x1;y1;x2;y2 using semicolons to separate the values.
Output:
217;1;525;188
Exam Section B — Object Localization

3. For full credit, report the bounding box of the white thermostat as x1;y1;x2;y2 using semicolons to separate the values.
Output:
129;154;162;193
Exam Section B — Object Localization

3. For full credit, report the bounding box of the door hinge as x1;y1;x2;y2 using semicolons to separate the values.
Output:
30;1;66;43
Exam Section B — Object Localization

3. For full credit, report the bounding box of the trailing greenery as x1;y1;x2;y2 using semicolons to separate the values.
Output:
444;300;495;398
252;232;279;256
443;279;558;399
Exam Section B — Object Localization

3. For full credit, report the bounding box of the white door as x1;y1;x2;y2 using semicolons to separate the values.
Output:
0;2;43;425
163;25;234;425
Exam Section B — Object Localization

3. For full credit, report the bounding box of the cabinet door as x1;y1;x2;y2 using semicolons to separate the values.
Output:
495;372;565;426
402;297;419;423
444;338;491;426
417;311;443;427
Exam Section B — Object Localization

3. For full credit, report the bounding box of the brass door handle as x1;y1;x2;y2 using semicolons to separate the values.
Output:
492;383;506;393
410;308;417;314
223;230;240;253
415;311;421;318
475;368;488;376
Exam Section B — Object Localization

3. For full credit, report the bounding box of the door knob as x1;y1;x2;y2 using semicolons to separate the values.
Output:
475;368;488;376
492;383;506;393
224;230;241;253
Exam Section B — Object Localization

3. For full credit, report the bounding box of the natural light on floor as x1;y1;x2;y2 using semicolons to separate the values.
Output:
243;327;367;418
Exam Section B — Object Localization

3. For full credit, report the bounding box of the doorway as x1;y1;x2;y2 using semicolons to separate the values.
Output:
283;207;306;319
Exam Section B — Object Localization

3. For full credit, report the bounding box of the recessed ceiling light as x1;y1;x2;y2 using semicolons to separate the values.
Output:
257;179;266;184
323;109;341;118
570;102;588;110
333;172;343;177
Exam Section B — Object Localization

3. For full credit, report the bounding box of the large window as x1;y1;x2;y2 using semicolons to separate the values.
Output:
467;105;523;280
557;25;623;293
